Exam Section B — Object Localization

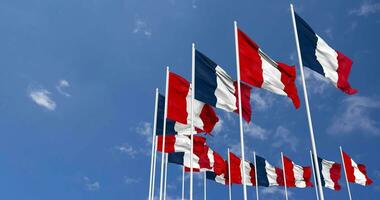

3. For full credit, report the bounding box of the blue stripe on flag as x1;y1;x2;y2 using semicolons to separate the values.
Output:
295;12;325;76
317;157;326;187
168;152;185;165
156;94;176;135
255;155;270;187
195;50;218;107
206;171;217;180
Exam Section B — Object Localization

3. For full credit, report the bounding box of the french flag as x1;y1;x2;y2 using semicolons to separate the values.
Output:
283;155;312;188
206;171;229;185
294;13;357;95
168;151;201;170
255;155;284;187
157;135;206;153
237;28;301;108
317;157;342;190
342;150;373;186
229;152;255;186
183;145;227;174
195;50;252;122
167;72;219;134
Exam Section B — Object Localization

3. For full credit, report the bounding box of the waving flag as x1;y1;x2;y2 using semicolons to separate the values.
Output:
283;155;312;188
168;151;201;170
317;157;342;190
195;50;252;122
342;151;373;186
294;13;357;95
237;28;300;108
167;72;219;134
229;152;255;186
255;155;284;187
157;135;206;153
206;171;229;185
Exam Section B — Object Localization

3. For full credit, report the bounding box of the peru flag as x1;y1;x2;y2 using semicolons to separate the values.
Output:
167;72;219;134
157;135;206;153
195;50;252;122
294;13;357;95
283;155;313;188
237;28;300;108
317;157;342;190
342;151;373;186
255;155;284;187
206;171;229;185
229;152;255;186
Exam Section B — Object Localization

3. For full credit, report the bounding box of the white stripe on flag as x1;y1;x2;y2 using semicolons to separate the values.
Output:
265;160;279;186
241;160;253;186
321;159;336;190
315;34;339;86
351;158;367;186
293;164;307;188
215;65;237;112
259;49;287;96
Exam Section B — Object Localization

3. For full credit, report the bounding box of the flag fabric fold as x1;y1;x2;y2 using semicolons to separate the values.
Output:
206;171;229;185
283;155;313;188
294;12;357;95
195;50;252;122
157;135;206;153
237;28;301;108
255;155;284;187
317;157;342;190
229;152;255;186
342;150;373;186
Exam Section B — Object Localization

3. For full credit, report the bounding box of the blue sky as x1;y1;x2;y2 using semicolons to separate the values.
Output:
0;0;379;199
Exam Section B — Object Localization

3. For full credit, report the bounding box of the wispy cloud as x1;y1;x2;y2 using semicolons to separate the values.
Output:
349;1;380;16
29;88;56;111
124;177;141;184
191;0;198;9
328;96;380;135
213;119;223;135
133;19;152;38
261;187;292;197
272;126;298;152
251;92;276;111
56;79;71;97
136;122;153;144
300;67;330;95
114;143;138;158
83;176;100;191
244;122;269;140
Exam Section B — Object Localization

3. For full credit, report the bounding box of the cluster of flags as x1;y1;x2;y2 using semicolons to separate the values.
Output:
147;4;372;200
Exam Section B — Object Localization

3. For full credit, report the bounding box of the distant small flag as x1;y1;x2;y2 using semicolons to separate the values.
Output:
237;28;300;108
342;151;373;186
317;157;342;190
255;155;284;187
229;152;255;186
206;171;229;185
167;72;219;134
283;155;313;188
294;13;357;95
195;50;252;122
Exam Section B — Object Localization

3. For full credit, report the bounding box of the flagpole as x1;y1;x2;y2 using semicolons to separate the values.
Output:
164;154;168;200
234;20;248;200
204;171;207;200
148;88;159;200
228;148;232;200
190;42;195;200
290;4;325;200
159;67;170;200
253;151;259;200
182;166;185;200
309;150;320;200
340;146;353;200
151;136;158;200
281;152;289;200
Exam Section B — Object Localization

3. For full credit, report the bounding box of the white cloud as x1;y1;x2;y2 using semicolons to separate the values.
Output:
272;126;298;152
328;96;380;135
124;177;141;184
29;88;56;111
261;187;292;197
83;176;100;191
251;92;275;111
133;19;152;37
56;79;71;97
350;1;380;16
114;143;138;158
136;122;153;144
300;67;330;95
213;119;223;135
324;28;333;39
244;122;269;140
192;0;197;8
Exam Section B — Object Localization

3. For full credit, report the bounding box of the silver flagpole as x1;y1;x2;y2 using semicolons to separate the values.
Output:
281;152;289;200
149;89;159;200
151;136;158;200
204;171;207;200
233;20;248;200
309;150;320;200
190;42;195;200
289;4;325;200
340;146;353;200
182;166;185;200
163;154;168;200
253;151;259;200
159;67;170;200
228;148;232;200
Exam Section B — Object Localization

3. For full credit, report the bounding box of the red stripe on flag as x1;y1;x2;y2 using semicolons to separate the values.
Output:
330;163;342;190
302;166;313;187
157;135;176;153
278;62;301;108
336;51;357;95
275;167;285;186
283;156;296;187
342;151;356;183
233;81;252;122
167;72;190;124
199;104;219;133
358;164;373;185
229;152;243;184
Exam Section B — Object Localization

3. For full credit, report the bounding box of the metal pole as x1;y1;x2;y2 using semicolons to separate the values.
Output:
228;148;232;200
253;151;259;200
182;166;185;200
281;152;289;200
289;4;325;200
340;146;353;200
233;20;248;200
190;43;195;200
151;136;158;200
163;154;168;200
159;67;170;200
148;89;159;200
309;150;320;200
204;171;207;200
